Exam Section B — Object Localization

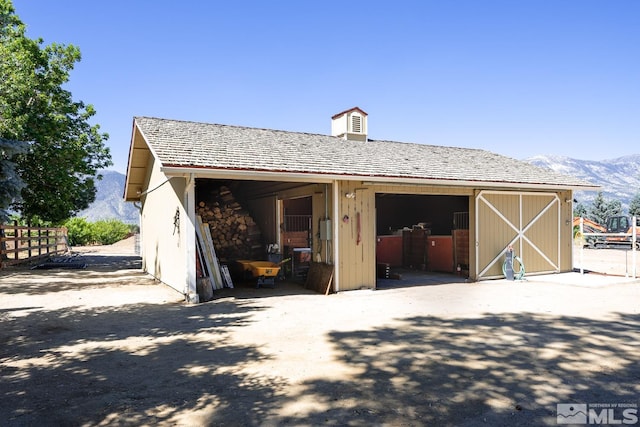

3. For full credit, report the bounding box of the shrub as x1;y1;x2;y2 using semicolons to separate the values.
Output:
92;219;131;245
64;218;133;246
64;217;94;246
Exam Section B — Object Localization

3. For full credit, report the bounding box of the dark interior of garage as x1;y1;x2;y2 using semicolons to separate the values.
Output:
193;180;471;294
376;194;468;235
375;194;469;286
194;179;318;294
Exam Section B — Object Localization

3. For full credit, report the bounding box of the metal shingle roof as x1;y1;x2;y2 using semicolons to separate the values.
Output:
134;116;596;189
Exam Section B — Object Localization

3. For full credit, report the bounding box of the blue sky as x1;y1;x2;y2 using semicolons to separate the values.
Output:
12;0;640;173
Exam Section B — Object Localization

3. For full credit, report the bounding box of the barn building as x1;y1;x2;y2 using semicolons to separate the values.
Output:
124;107;597;300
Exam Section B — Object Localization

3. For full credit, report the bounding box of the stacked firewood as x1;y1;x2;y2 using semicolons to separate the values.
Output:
196;186;263;261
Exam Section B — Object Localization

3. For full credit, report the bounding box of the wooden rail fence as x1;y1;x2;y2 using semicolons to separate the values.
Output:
0;222;68;269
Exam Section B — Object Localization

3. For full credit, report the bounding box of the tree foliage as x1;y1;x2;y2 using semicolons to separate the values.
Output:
587;191;622;225
573;202;587;218
0;0;112;224
0;136;26;221
629;193;640;218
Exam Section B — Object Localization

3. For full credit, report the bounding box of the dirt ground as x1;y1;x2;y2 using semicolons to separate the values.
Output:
1;239;639;426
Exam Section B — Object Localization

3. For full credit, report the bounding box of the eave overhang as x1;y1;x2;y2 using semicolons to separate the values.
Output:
123;122;155;202
159;165;601;192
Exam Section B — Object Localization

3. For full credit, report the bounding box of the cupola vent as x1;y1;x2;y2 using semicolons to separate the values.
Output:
331;107;368;141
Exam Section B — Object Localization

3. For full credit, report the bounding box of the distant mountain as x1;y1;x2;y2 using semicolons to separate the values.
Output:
525;154;640;211
77;170;139;224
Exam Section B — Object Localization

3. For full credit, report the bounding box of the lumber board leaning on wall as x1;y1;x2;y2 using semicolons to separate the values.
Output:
196;215;224;290
305;262;334;294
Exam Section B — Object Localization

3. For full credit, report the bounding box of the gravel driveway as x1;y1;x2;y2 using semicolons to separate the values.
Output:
1;241;639;426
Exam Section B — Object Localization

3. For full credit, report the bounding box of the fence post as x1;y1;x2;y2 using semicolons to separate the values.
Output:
1;223;67;266
579;217;584;275
62;227;68;253
0;223;6;266
38;227;43;257
28;222;33;259
633;216;637;279
14;220;19;261
0;225;5;259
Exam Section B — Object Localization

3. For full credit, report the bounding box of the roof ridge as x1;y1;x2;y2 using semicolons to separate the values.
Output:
134;116;496;154
134;116;339;140
132;115;596;189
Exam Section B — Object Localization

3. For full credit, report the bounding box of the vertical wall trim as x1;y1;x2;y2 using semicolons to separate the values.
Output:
275;196;282;250
474;191;481;279
184;174;197;302
332;180;340;292
518;194;523;256
558;194;562;273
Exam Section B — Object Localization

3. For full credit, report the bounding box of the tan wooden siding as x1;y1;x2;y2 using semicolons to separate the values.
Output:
312;187;332;263
559;189;574;272
522;196;559;273
476;193;518;278
337;181;376;291
518;197;560;272
475;190;570;280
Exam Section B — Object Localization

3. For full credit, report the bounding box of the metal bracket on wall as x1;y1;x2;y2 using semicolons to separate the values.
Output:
173;207;180;235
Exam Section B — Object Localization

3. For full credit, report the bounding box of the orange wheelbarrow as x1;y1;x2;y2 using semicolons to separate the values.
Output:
235;259;289;288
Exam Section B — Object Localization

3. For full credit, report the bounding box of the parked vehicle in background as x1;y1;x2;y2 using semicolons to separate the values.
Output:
573;217;606;248
594;215;640;249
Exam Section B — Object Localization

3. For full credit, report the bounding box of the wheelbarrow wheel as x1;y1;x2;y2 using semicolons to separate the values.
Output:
256;275;276;288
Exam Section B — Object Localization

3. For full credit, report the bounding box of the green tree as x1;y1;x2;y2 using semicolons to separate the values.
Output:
573;202;587;218
0;136;26;221
629;193;640;218
588;192;622;225
0;0;112;224
588;192;607;224
606;199;622;219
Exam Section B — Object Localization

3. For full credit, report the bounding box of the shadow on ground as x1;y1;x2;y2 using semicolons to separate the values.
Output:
293;313;640;426
2;252;639;426
0;254;146;295
2;304;639;425
0;299;278;426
